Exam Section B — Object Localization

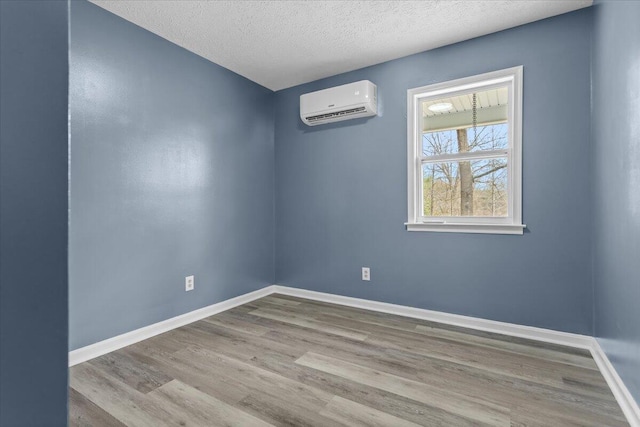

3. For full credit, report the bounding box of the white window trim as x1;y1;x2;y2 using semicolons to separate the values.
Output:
406;66;525;235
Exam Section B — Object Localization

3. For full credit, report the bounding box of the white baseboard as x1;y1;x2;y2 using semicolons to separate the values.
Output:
271;285;594;349
68;285;277;367
590;340;640;427
68;283;639;426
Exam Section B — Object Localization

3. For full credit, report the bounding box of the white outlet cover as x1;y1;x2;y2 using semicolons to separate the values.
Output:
185;275;195;291
362;267;370;281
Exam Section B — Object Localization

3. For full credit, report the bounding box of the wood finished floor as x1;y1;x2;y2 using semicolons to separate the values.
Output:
69;294;628;426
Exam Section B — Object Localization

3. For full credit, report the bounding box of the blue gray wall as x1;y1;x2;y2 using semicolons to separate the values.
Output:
592;0;640;403
69;1;275;350
274;10;594;334
0;1;69;425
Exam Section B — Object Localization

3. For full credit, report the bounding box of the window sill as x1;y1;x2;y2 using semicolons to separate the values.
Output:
405;222;526;235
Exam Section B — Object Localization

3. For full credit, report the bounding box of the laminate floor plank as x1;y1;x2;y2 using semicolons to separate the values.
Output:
247;307;369;341
259;295;303;307
295;351;512;426
148;380;274;427
365;328;608;396
121;345;251;405
236;392;344;427
319;395;423;427
201;312;272;336
184;320;307;362
69;387;127;427
413;324;598;370
169;346;334;412
508;403;628;427
69;294;629;426
245;347;484;426
123;326;329;416
70;364;186;427
88;350;173;394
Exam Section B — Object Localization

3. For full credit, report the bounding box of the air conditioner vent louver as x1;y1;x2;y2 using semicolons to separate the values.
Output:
305;106;366;123
300;80;377;126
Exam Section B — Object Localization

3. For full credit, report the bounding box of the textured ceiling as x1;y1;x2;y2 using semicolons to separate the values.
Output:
89;0;592;91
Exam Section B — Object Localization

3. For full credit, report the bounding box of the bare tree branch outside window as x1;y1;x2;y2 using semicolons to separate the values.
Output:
422;123;508;217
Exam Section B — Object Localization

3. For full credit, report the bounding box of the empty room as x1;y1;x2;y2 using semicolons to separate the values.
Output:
1;0;639;426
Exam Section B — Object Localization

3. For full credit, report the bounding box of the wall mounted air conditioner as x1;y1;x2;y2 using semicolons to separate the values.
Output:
300;80;377;126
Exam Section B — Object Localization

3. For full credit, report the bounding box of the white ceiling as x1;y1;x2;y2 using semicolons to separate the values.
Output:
89;0;592;91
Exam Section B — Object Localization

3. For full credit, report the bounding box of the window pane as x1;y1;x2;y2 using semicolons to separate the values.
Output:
421;86;509;157
422;158;508;217
422;124;508;157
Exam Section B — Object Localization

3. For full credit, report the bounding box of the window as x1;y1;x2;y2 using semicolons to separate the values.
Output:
406;66;525;234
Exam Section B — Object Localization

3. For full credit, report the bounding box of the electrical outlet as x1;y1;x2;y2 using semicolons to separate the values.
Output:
362;267;370;281
185;275;194;291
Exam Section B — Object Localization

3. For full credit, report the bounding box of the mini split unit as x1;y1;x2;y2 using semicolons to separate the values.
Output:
300;80;378;126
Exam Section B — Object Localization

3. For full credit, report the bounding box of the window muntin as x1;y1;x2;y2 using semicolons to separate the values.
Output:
406;67;524;234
